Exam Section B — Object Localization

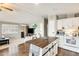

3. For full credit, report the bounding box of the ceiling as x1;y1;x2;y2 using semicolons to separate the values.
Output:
0;3;79;24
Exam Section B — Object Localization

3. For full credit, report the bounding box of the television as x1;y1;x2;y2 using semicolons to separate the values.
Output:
28;28;34;34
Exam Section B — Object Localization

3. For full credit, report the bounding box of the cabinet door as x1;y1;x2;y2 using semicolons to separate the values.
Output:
62;19;72;29
57;20;63;29
49;43;58;56
49;48;54;56
74;19;79;28
58;36;64;48
77;19;79;26
29;44;40;56
54;43;58;55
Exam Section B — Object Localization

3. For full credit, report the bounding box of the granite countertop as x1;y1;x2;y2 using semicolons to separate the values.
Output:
26;37;57;48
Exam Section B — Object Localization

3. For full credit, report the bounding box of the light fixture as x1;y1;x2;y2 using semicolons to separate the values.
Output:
0;3;13;11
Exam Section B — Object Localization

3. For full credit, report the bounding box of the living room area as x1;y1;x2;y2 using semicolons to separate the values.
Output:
0;21;46;56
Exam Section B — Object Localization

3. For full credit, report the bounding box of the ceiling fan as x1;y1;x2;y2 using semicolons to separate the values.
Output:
0;3;13;11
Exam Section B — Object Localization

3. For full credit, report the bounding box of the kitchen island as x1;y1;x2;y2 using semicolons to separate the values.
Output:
27;37;58;56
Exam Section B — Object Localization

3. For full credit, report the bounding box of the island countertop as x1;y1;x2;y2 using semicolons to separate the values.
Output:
26;37;57;48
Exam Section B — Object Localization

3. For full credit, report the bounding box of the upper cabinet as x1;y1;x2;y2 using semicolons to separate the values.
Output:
62;19;73;29
57;20;63;29
73;18;79;27
57;17;79;30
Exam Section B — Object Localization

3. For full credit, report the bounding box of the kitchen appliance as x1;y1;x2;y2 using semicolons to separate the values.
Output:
64;37;79;48
57;30;65;35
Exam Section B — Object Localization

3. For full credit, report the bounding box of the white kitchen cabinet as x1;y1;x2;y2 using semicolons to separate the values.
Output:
58;36;64;48
62;19;73;29
57;17;79;30
49;43;58;56
77;19;79;26
70;18;79;28
42;43;51;55
49;48;54;56
29;44;41;56
42;39;58;56
75;19;79;27
53;43;58;55
57;20;63;29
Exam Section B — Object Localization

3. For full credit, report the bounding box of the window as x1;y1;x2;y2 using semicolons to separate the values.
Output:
2;24;19;34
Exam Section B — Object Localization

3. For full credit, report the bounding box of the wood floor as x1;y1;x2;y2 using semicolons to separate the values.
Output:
0;43;79;56
18;43;30;56
57;48;79;56
0;48;9;56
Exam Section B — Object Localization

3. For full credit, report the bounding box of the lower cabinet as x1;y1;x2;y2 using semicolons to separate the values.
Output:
43;51;50;56
29;44;41;56
53;43;58;55
46;42;58;56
